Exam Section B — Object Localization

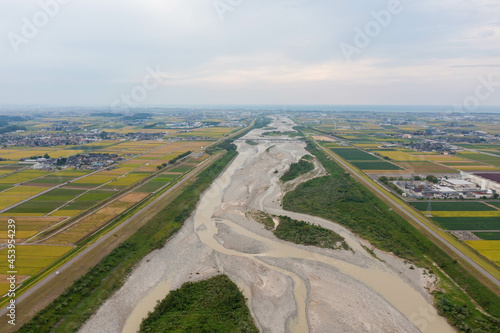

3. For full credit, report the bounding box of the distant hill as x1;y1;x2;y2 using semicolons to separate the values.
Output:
90;112;124;117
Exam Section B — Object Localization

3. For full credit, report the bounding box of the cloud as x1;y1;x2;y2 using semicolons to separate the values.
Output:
0;0;498;106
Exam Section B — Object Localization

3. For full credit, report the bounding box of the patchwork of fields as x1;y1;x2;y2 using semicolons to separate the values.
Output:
0;139;212;296
410;201;500;267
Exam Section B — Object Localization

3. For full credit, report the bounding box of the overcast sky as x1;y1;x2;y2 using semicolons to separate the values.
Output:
1;0;499;107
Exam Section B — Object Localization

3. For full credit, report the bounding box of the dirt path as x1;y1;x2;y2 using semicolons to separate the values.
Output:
80;117;455;333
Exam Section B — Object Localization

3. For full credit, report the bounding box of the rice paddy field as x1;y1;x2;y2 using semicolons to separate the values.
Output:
457;152;500;167
171;127;237;138
375;151;424;161
466;241;500;266
0;245;74;295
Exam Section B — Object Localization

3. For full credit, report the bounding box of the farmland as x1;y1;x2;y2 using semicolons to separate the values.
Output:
432;217;500;231
466;241;500;266
409;201;496;211
330;148;379;161
0;135;220;304
0;245;73;295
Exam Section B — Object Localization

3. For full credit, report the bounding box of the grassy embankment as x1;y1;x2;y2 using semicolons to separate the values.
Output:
283;142;500;332
16;146;238;333
139;275;258;333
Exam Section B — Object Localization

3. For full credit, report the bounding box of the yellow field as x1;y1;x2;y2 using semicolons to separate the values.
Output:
431;211;500;217
0;150;51;160
0;170;12;176
415;155;468;162
0;245;73;276
73;175;117;184
375;151;424;161
361;123;383;130
0;149;83;160
466;241;500;265
0;216;64;238
174;128;236;138
45;150;84;159
110;173;148;186
52;168;91;177
0;170;51;183
0;186;49;210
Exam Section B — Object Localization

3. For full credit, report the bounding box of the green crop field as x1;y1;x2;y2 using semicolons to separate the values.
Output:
60;201;97;211
432;217;500;230
26;176;76;184
75;190;115;201
474;232;500;240
32;189;84;202
330;148;380;161
169;165;192;173
6;201;65;215
457;152;500;167
410;202;495;211
351;161;403;170
490;202;500;209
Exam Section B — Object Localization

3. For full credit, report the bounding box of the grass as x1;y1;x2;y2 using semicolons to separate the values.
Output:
280;156;314;182
274;216;349;250
283;142;500;331
432;217;500;231
140;275;258;333
330;148;379;161
17;147;238;332
351;161;403;170
410;201;495;211
245;140;259;146
245;210;274;230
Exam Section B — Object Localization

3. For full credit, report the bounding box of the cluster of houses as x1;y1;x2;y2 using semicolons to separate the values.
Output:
21;153;123;171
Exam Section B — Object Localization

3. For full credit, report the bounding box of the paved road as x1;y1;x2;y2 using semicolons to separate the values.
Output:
318;144;500;289
0;154;218;316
